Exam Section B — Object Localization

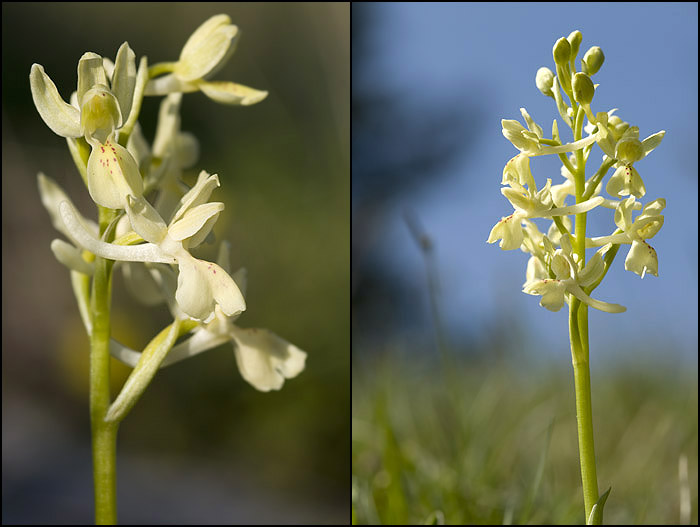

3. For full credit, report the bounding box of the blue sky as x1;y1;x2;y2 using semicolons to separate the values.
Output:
356;2;698;364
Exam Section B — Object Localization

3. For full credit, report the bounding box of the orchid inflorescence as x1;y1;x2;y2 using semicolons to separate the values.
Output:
32;14;306;412
488;31;665;314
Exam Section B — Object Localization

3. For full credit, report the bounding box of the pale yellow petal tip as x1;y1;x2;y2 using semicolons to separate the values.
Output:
241;90;268;106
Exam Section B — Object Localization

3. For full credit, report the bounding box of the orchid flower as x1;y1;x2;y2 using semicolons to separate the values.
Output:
30;42;149;209
105;244;306;393
522;235;626;313
145;14;268;106
58;170;245;322
502;108;600;157
586;196;665;278
488;154;603;250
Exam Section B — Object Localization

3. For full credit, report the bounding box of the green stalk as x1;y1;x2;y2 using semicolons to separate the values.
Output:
569;105;600;524
572;349;599;521
91;206;119;525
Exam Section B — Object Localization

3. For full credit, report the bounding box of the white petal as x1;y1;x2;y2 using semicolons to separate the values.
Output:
50;239;94;275
144;73;199;96
567;283;626;313
125;195;168;244
169;202;223;246
37;172;96;241
77;52;108;105
161;328;232;367
230;326;306;391
59;201;176;264
170;171;220;224
199;81;268;106
30;64;81;138
176;16;238;81
111;42;137;123
152;93;183;157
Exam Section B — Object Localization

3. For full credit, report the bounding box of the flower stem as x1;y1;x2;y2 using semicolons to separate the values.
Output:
90;207;119;524
571;344;599;522
570;106;600;523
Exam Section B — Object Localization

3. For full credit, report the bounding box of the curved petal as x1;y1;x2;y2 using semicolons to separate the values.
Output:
152;93;183;157
144;73;199;96
161;327;232;367
537;196;604;218
77;52;108;105
567;283;626;313
641;131;665;158
37;172;97;241
29;64;81;138
168;202;223;243
125;195;168;244
229;326;307;391
111;42;137;123
170;171;220;223
59;201;175;264
177;16;238;81
50;239;95;275
198;80;268;106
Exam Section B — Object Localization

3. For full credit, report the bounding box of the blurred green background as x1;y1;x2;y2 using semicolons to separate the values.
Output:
353;353;698;525
2;2;348;524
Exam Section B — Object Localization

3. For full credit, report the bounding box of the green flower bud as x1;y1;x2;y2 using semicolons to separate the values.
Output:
567;30;582;60
535;67;555;97
582;46;605;75
553;37;571;66
572;72;594;104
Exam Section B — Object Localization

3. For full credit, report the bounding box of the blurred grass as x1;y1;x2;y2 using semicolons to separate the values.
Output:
352;353;698;525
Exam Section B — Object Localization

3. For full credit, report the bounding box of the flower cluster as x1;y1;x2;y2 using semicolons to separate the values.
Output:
488;31;665;313
33;15;305;393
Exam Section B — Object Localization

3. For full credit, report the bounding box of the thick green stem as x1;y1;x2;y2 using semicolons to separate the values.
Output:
90;207;119;524
569;104;600;523
90;254;118;524
572;355;599;522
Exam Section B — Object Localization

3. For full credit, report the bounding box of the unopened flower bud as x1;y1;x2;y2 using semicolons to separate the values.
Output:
582;46;605;75
567;30;582;60
553;37;571;66
572;72;594;104
535;67;555;97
